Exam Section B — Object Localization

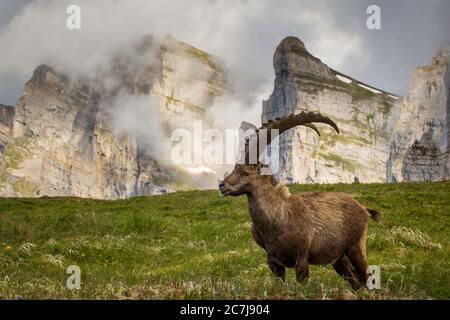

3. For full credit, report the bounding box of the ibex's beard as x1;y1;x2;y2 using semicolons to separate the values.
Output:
219;182;240;196
219;188;232;196
218;181;230;195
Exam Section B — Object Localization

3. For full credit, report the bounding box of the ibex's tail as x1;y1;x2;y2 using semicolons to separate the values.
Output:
366;208;381;222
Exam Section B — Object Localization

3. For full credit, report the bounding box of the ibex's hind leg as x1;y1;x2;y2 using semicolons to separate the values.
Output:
295;257;309;282
267;257;285;281
347;248;369;287
333;254;363;289
347;233;370;288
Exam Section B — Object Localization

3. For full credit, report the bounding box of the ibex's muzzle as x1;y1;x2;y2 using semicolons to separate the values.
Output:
218;171;230;195
218;181;227;195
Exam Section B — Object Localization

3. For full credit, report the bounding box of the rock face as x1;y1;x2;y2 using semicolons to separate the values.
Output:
263;37;402;183
388;43;450;182
0;104;14;172
0;36;227;198
154;35;227;128
0;104;14;152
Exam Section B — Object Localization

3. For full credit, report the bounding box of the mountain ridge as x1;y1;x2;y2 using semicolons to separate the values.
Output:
0;36;448;198
0;35;227;198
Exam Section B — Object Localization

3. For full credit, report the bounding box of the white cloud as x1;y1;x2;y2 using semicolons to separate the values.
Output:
0;0;369;106
289;7;369;72
109;92;170;163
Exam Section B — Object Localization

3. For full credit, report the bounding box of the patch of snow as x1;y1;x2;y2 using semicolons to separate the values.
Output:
336;74;352;84
358;83;382;94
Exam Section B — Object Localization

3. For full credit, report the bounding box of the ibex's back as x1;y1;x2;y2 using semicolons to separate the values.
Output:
288;192;372;265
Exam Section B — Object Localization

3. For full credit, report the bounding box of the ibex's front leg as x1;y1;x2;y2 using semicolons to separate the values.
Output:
267;256;285;281
295;256;309;282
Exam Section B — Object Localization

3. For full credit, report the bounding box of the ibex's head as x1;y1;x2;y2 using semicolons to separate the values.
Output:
219;111;339;196
219;163;261;196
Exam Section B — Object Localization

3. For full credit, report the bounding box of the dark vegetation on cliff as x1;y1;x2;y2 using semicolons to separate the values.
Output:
0;181;449;299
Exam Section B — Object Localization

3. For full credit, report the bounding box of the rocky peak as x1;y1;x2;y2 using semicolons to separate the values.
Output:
432;42;450;66
264;36;401;184
30;64;93;103
388;43;450;182
32;64;69;85
273;36;333;80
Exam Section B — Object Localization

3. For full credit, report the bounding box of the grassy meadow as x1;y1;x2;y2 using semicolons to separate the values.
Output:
0;181;449;299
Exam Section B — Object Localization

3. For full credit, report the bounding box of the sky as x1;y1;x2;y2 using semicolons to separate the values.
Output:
0;0;449;107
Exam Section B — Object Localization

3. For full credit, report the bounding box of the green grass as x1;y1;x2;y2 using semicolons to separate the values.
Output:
0;182;449;299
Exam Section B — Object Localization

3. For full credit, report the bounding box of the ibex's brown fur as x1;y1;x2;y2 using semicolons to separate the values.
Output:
219;112;379;289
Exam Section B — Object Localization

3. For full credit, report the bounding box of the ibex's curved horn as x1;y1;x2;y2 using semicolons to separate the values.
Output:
303;123;321;136
262;111;339;143
238;112;339;164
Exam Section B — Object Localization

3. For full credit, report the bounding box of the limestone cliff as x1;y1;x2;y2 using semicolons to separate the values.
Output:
0;36;227;198
1;35;448;198
388;43;450;182
0;104;14;172
263;37;402;184
154;35;227;128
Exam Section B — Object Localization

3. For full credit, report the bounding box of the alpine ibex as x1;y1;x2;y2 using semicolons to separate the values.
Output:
218;111;380;289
